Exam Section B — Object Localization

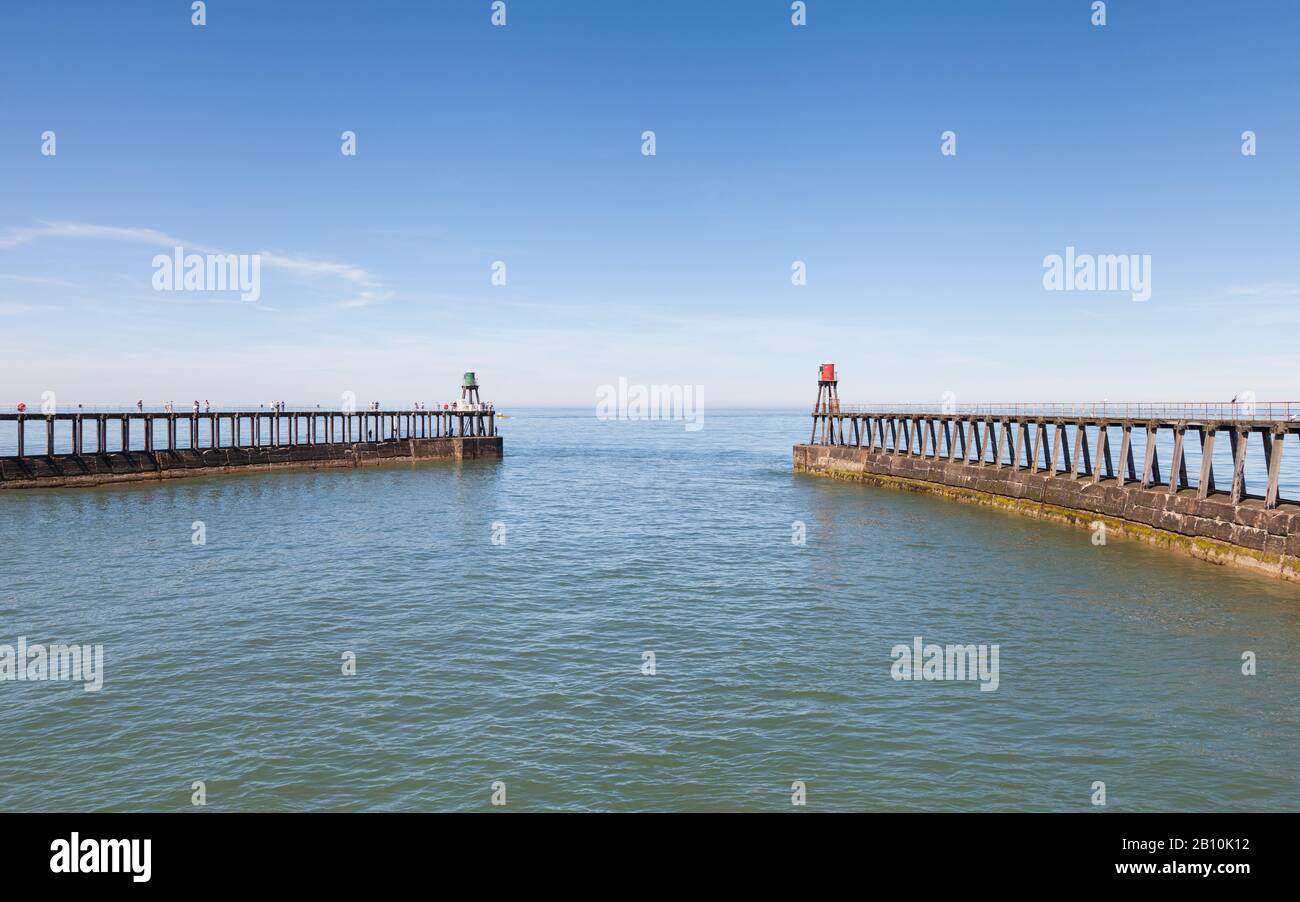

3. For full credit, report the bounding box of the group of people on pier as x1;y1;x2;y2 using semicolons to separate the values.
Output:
149;401;212;414
146;401;215;414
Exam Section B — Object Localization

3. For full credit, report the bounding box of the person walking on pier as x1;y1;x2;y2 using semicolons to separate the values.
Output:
204;400;211;413
137;400;143;412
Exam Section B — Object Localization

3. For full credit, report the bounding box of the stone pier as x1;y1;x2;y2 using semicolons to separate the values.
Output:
796;404;1300;582
0;408;502;490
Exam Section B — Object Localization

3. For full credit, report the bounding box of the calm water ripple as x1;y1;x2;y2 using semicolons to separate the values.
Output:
1;410;1297;811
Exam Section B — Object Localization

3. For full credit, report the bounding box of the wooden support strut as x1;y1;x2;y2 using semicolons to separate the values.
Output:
1196;427;1216;498
1093;423;1109;484
1264;429;1284;509
1050;423;1066;474
1069;423;1084;478
1103;424;1115;479
1230;427;1249;504
1169;426;1186;492
1117;424;1135;486
1148;425;1163;487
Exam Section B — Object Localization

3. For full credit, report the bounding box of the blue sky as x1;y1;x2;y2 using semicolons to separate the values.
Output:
1;1;1297;407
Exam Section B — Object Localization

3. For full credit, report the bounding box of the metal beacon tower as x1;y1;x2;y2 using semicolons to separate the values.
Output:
811;362;839;444
461;371;482;408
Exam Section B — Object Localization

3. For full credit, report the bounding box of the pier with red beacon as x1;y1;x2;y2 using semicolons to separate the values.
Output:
797;363;1300;582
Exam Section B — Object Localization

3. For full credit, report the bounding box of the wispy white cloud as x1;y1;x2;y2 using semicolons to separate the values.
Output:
1227;282;1300;298
0;222;183;249
338;290;395;309
0;273;84;289
0;220;386;302
258;250;373;285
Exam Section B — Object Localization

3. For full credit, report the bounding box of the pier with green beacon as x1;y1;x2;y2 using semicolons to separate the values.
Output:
0;375;502;490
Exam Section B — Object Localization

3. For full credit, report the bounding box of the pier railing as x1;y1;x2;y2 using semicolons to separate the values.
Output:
809;405;1300;509
822;401;1300;422
0;408;497;459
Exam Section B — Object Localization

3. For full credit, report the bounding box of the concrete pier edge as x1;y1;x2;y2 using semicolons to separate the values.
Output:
794;443;1300;584
0;435;503;490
